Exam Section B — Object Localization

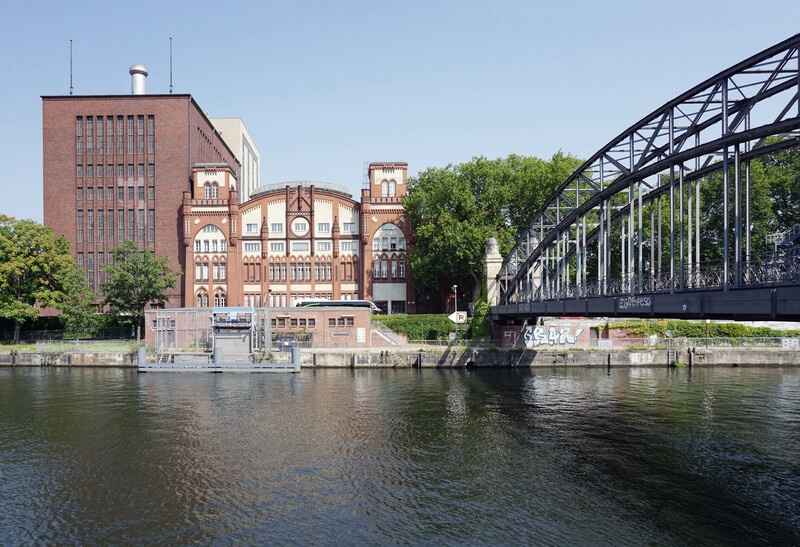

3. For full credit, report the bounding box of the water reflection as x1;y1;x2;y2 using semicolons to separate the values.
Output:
0;366;798;544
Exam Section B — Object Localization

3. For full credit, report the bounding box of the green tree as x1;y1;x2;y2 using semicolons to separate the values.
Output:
404;153;583;311
0;215;87;343
102;240;179;338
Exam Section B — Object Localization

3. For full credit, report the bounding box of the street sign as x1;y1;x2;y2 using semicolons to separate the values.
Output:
448;311;468;324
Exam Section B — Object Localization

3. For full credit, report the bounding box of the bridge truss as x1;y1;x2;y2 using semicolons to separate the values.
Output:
495;34;800;321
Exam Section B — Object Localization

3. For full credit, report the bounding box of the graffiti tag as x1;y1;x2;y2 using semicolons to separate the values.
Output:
524;326;584;348
618;296;651;310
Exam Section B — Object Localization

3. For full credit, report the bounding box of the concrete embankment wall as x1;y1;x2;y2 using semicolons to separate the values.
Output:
308;347;800;368
2;347;799;368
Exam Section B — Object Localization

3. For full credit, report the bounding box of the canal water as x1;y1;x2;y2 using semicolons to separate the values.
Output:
1;366;798;544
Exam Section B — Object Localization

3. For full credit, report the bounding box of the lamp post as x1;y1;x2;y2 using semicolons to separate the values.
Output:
452;285;458;315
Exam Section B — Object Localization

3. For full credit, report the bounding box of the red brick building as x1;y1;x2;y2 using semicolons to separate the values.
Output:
42;69;414;313
182;161;415;313
42;90;238;307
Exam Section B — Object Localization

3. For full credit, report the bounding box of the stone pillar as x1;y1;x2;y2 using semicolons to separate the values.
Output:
484;234;503;306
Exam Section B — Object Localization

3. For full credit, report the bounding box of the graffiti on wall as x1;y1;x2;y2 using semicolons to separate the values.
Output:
524;325;585;347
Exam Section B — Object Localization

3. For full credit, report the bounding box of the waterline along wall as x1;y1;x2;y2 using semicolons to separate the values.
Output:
2;347;800;368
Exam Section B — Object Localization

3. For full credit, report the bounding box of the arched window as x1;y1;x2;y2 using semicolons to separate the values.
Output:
211;182;219;199
196;290;208;308
381;180;389;197
389;179;396;196
204;182;212;199
214;290;226;307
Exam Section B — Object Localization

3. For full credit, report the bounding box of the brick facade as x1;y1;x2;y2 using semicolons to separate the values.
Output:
42;94;239;307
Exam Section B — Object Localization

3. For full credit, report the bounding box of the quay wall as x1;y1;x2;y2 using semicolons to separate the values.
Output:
2;347;800;368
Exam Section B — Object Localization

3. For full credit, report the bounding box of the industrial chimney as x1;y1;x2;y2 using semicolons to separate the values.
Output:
129;64;148;95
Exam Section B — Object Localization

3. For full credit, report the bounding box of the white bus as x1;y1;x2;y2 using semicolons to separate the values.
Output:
294;299;381;313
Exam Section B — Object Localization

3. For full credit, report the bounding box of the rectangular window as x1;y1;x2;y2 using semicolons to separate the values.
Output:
108;136;114;154
343;222;355;233
148;135;155;155
148;163;154;177
97;116;103;136
195;240;201;253
244;242;261;252
270;242;284;252
77;210;84;242
148;186;155;199
77;165;83;178
291;241;309;252
117;164;124;178
127;135;134;154
87;252;94;291
86;135;93;155
305;264;311;280
127;164;134;178
326;263;332;281
137;135;144;155
76;117;83;136
373;260;380;279
117;186;124;200
399;260;406;279
116;116;124;135
87;165;93;178
148;209;155;242
77;252;84;269
147;115;154;134
246;223;258;233
107;116;113;136
138;185;144;199
98;252;105;286
97;136;103;155
97;209;104;229
128;186;134;200
317;241;331;252
127;115;134;135
77;188;83;201
137;115;144;134
128;209;135;241
76;136;83;155
87;116;94;136
280;264;286;281
381;260;388;279
317;222;330;233
270;223;283;233
315;263;321;281
97;187;103;200
290;264;296;281
117;135;124;154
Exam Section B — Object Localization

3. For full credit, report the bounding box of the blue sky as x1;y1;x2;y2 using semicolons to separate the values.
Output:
3;0;799;222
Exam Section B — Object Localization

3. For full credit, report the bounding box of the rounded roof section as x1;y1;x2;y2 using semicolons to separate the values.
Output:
250;181;352;199
129;64;148;76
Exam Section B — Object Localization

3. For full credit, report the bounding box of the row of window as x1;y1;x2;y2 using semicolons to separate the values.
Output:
77;163;154;178
77;209;155;243
195;260;227;282
77;251;112;291
372;259;406;280
77;185;155;201
77;115;154;137
76;115;155;157
195;239;228;253
195;290;226;308
380;179;398;197
77;134;155;156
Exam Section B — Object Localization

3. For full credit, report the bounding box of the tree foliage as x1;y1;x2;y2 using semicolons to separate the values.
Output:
0;215;91;342
403;153;583;311
102;240;179;334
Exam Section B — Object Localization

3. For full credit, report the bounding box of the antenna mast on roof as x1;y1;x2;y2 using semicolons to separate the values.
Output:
169;37;173;93
69;39;73;95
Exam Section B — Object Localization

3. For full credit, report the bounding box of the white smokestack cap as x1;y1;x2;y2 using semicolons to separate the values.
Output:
129;64;148;95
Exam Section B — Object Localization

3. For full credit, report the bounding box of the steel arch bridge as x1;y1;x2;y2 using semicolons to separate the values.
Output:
492;34;800;323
